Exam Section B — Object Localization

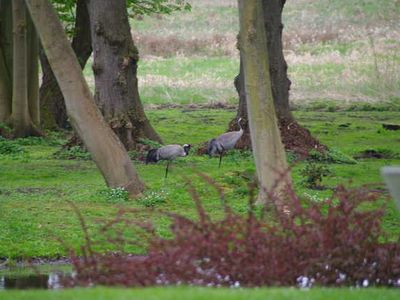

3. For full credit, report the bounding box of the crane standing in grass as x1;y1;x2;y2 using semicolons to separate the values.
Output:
207;118;244;167
146;144;192;178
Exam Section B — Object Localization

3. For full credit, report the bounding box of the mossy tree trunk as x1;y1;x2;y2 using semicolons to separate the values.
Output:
39;0;92;130
238;0;290;206
87;0;162;150
230;0;324;156
25;0;145;197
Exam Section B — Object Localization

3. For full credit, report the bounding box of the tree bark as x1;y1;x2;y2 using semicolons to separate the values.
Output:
87;0;162;150
25;0;145;197
229;0;325;156
262;0;292;121
0;45;11;123
11;0;38;137
27;13;40;126
39;0;92;130
239;0;290;206
0;0;13;123
0;0;13;79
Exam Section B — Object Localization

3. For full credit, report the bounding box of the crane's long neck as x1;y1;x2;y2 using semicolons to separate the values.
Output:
237;118;243;131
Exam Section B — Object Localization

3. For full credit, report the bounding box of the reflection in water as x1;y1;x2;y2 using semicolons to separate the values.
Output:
0;273;61;290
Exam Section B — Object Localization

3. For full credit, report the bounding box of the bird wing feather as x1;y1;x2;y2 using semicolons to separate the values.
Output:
216;129;243;150
158;145;185;160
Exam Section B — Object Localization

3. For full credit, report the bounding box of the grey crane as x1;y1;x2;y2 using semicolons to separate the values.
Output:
207;118;243;167
146;144;191;178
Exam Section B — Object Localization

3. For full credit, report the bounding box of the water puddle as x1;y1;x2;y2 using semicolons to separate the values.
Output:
0;264;70;290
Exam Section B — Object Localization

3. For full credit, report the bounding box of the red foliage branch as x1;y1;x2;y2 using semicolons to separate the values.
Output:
64;177;400;288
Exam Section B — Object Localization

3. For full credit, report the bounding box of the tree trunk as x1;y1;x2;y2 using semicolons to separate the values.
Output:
39;0;92;130
0;0;13;123
27;13;40;126
87;0;162;150
239;0;290;206
262;0;292;121
0;45;11;124
25;0;145;197
229;0;325;157
11;0;38;137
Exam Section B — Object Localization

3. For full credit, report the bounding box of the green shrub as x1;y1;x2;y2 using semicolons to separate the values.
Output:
300;162;332;189
0;138;25;155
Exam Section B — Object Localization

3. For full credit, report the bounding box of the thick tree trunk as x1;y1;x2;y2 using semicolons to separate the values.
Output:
87;0;162;150
26;0;145;197
39;0;92;130
10;0;39;137
239;0;290;206
229;0;325;156
0;0;13;123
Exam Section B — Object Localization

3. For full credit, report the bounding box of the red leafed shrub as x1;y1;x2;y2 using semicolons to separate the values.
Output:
65;176;400;288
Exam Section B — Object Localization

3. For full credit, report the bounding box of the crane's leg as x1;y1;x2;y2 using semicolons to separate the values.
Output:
218;152;223;168
165;161;171;178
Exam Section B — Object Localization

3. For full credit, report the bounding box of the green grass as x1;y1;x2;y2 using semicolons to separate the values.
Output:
1;109;400;259
1;287;400;300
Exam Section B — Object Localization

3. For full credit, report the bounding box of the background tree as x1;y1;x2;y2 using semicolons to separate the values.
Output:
40;0;190;131
25;0;145;197
40;0;91;129
239;0;290;205
0;0;12;124
86;0;162;150
229;0;325;157
0;0;40;137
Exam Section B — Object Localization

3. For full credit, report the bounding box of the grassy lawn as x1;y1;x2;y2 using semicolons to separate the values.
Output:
1;109;399;259
1;287;400;300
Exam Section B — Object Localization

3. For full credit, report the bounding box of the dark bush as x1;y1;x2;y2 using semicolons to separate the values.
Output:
0;138;25;155
65;177;400;288
300;162;332;189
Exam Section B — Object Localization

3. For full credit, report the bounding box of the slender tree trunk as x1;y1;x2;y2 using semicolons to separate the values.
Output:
11;0;35;137
239;0;290;206
232;0;291;123
39;0;92;130
27;13;39;126
0;0;13;123
0;0;13;79
25;0;145;196
229;0;325;157
262;0;292;122
87;0;162;150
0;45;11;123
